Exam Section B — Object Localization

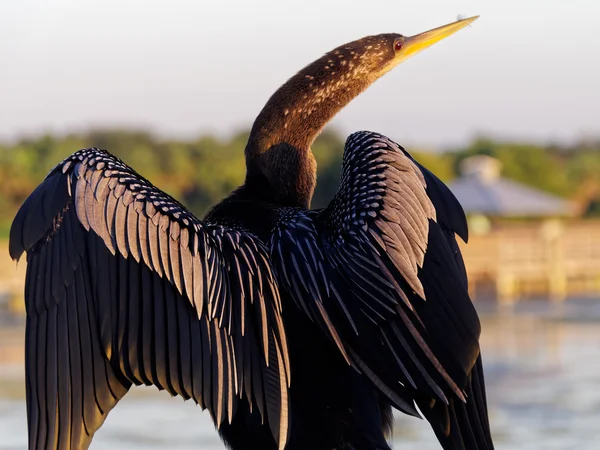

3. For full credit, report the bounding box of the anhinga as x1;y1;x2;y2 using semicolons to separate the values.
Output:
10;16;494;450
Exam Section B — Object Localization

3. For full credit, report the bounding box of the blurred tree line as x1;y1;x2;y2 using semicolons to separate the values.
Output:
1;128;599;237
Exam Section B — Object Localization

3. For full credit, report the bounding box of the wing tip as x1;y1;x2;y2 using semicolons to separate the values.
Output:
9;206;26;262
456;215;469;244
8;239;24;262
9;167;72;261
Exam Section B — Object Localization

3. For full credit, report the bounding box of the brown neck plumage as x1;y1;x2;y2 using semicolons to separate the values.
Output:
244;38;388;208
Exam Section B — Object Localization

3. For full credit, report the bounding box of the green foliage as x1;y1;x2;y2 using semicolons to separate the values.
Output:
312;129;344;209
0;129;598;232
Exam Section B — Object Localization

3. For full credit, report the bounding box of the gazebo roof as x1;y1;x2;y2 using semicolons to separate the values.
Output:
447;155;575;217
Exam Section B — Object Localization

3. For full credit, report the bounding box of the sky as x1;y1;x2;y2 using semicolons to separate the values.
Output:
0;0;599;149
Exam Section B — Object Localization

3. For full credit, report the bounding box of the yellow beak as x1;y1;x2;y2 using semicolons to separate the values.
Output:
380;15;479;75
402;15;479;60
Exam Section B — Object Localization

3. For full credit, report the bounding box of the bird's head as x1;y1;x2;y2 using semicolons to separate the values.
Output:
349;15;479;81
246;16;478;207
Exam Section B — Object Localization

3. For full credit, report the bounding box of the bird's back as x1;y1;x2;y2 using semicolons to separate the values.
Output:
206;193;395;450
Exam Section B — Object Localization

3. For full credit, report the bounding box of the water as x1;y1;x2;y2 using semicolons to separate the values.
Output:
2;298;600;449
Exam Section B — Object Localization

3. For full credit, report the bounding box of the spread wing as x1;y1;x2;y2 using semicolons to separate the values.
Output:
10;149;290;450
269;131;493;449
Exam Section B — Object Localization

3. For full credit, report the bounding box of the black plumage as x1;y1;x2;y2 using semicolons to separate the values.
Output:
10;16;493;450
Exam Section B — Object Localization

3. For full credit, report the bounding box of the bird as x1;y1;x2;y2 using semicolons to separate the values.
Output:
9;15;494;450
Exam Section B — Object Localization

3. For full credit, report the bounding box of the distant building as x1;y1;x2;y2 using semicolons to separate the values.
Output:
448;155;576;219
447;156;600;304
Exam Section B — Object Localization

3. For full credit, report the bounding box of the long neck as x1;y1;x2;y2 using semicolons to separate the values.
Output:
244;46;379;208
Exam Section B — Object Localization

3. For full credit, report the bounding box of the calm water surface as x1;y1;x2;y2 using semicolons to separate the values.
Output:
1;298;600;449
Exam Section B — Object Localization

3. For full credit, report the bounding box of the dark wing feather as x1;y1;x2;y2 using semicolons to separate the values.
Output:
403;152;469;243
10;148;290;450
270;131;493;450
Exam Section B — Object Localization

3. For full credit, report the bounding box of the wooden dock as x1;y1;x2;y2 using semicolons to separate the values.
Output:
459;220;600;304
1;220;599;314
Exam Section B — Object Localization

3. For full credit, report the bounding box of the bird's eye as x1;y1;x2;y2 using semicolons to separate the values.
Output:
394;40;403;51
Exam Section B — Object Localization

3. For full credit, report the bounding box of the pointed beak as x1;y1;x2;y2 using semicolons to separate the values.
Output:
379;15;479;75
402;15;479;60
